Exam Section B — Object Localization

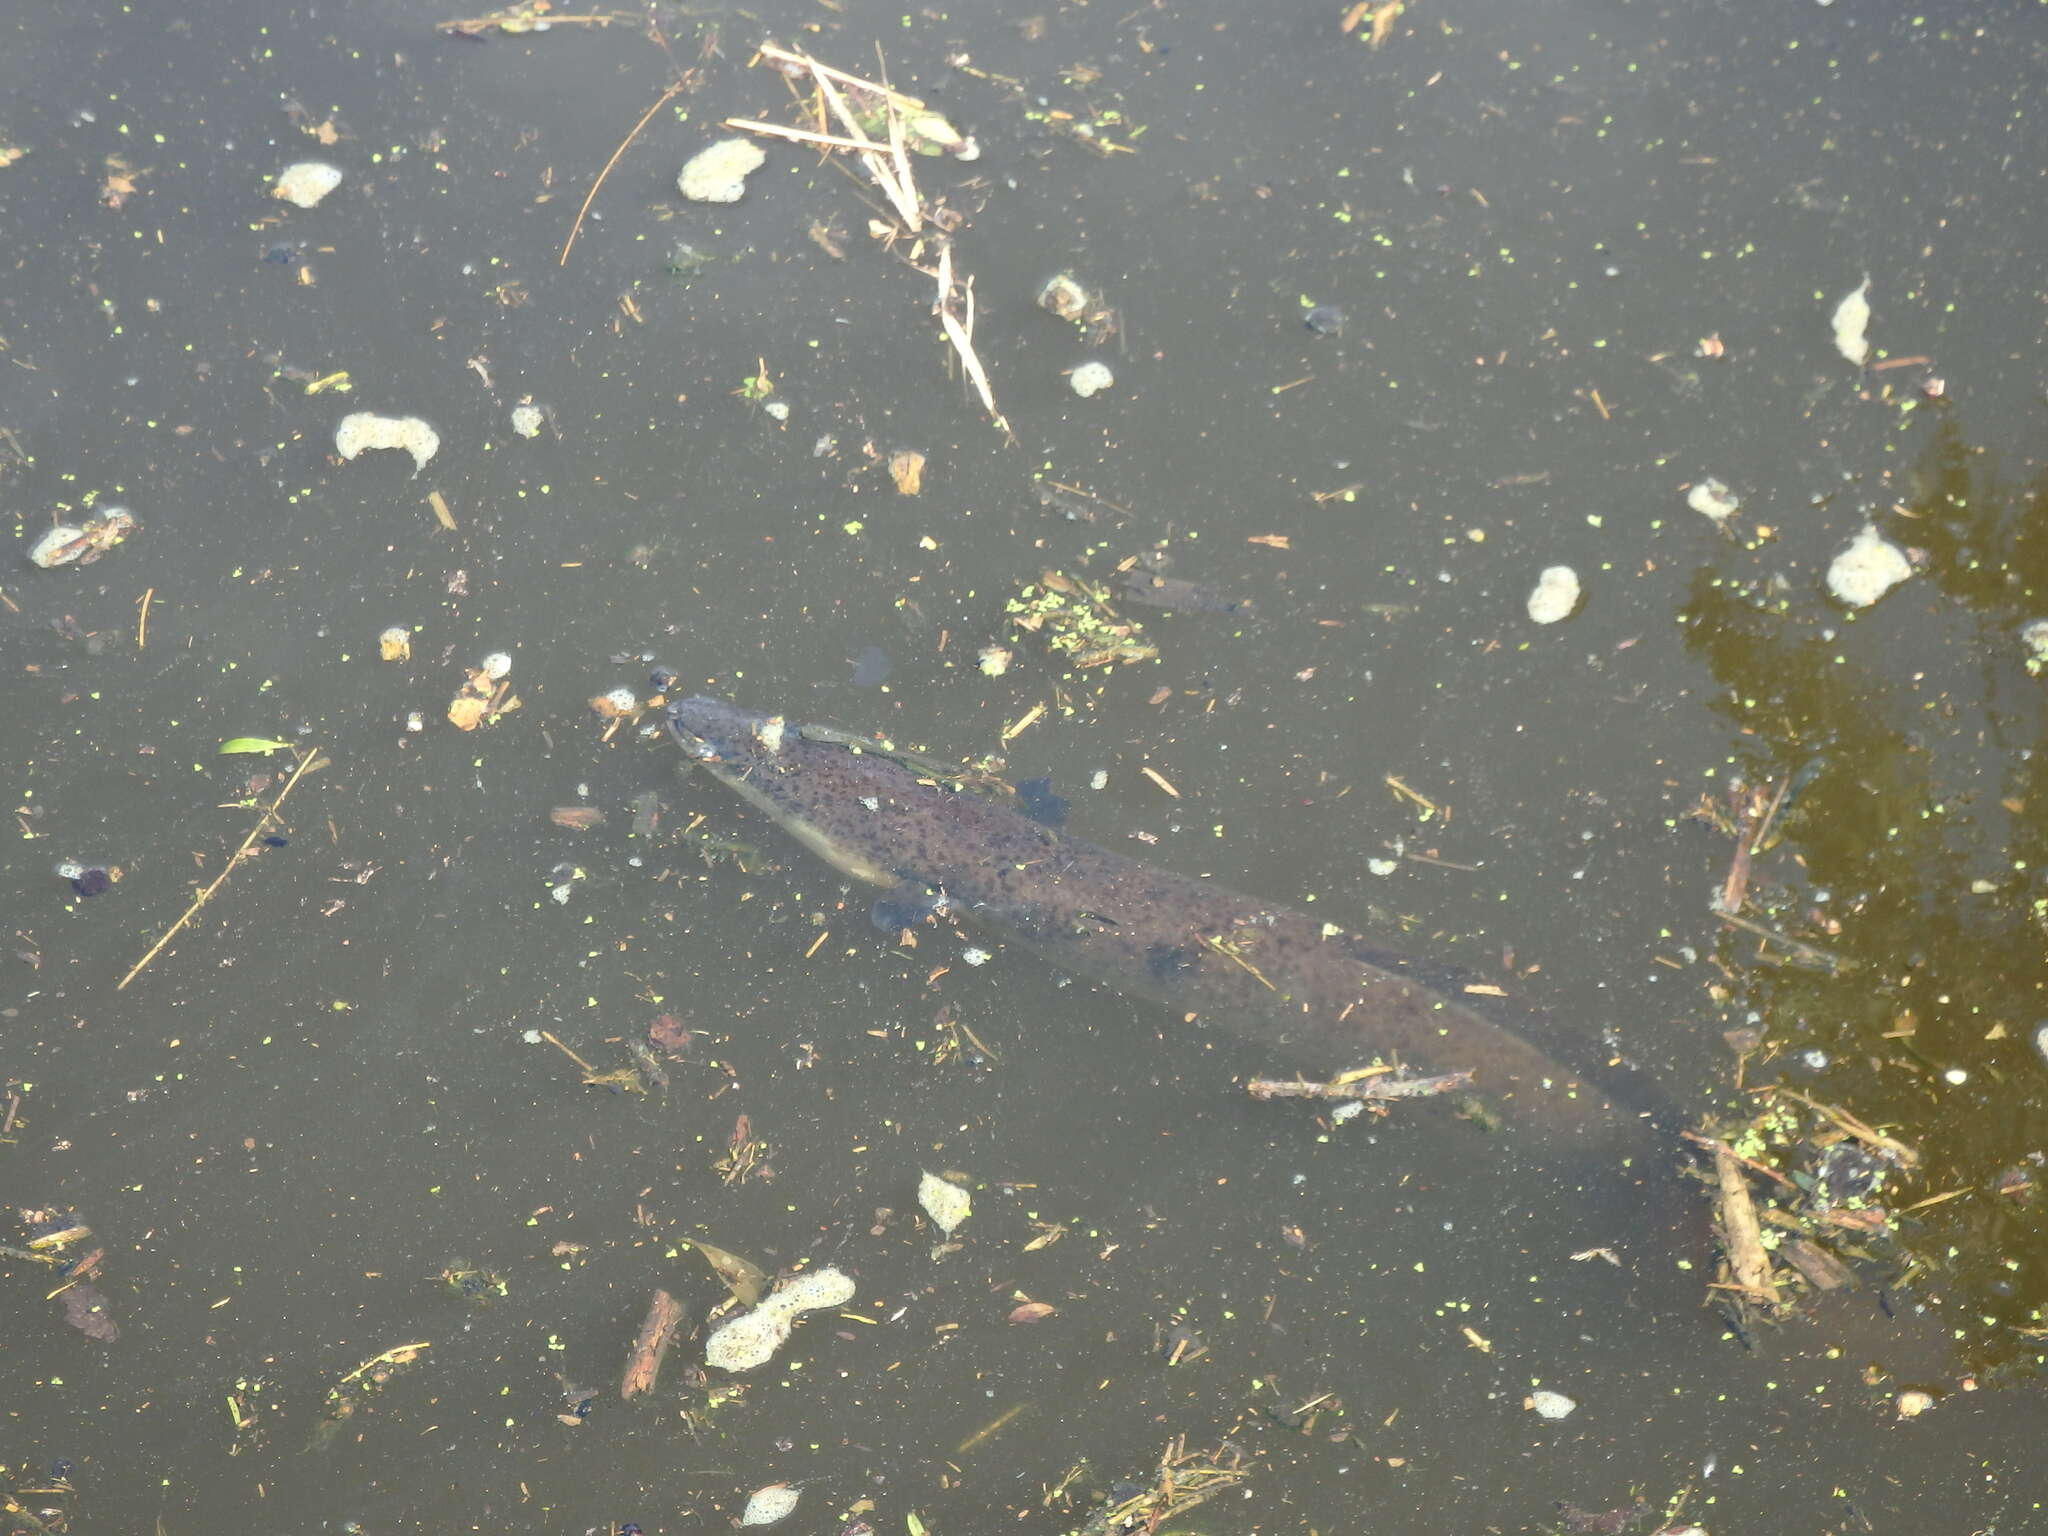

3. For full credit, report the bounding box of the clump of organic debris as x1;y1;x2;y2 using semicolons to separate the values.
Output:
310;1341;431;1451
1689;1086;1922;1332
1007;571;1158;669
1045;1436;1249;1536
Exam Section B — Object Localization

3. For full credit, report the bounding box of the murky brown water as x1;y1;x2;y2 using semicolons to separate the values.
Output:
5;2;2047;1531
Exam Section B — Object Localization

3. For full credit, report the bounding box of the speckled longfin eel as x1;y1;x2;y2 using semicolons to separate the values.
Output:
668;696;1648;1154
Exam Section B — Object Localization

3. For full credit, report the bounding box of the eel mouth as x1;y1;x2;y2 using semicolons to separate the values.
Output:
666;695;760;763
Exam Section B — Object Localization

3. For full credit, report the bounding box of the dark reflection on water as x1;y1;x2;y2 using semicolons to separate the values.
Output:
5;0;2048;1531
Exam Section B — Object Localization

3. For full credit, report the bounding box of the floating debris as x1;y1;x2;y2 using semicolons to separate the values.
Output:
28;508;138;569
686;1238;768;1307
1526;565;1581;624
509;402;545;439
738;1483;803;1527
1037;272;1093;321
976;645;1013;677
313;1341;430;1450
618;1288;684;1400
703;1265;856;1373
273;160;343;209
55;859;120;898
678;138;766;204
918;1170;972;1236
448;656;520;731
1895;1389;1935;1420
1007;571;1157;669
1830;276;1872;367
335;412;440;474
590;686;638;719
1069;360;1115;399
378;626;412;662
1303;304;1346;337
887;448;926;495
1527;1389;1577;1420
2021;619;2048;674
1686;477;1740;524
1825;523;1911;609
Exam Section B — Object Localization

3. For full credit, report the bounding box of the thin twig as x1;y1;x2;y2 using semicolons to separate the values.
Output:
733;44;1009;435
1248;1069;1474;1102
1715;775;1792;915
1679;1129;1798;1189
755;43;928;111
1767;1085;1919;1169
560;79;685;267
539;1030;601;1076
1713;908;1845;972
117;746;326;990
724;118;891;154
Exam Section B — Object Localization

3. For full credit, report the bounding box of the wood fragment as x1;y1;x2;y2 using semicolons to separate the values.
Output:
428;490;458;531
1138;765;1180;799
1248;1069;1474;1102
1000;702;1046;743
619;1288;684;1399
1713;1144;1779;1301
1777;1237;1853;1292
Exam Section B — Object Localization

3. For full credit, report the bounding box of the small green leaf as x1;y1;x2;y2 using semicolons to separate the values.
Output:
218;737;294;755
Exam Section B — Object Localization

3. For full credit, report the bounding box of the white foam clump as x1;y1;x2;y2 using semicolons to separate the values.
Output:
509;403;544;439
704;1265;856;1373
1069;361;1115;399
1528;1389;1577;1420
1831;276;1872;366
1825;523;1911;609
679;138;766;203
739;1484;803;1527
918;1170;971;1235
274;161;343;208
336;412;440;474
1686;477;1740;523
1526;565;1581;624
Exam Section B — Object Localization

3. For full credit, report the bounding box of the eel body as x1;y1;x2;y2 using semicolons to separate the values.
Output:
668;696;1650;1155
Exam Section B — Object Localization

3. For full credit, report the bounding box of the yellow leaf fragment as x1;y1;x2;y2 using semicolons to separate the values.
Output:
888;448;926;495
